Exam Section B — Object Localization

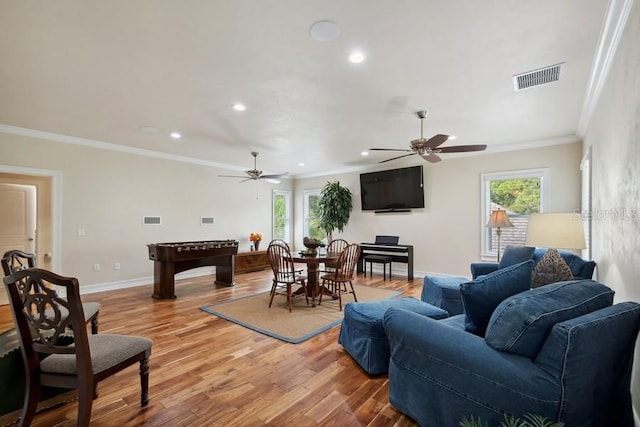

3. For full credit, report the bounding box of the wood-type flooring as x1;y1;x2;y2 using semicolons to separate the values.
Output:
0;267;423;426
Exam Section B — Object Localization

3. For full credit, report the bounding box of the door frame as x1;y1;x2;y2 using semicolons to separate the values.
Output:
0;165;61;273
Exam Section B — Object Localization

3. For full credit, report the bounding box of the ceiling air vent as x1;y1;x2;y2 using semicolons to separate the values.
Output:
513;63;564;91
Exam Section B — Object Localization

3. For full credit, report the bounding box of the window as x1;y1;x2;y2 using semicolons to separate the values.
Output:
272;190;292;244
580;148;591;260
303;190;326;241
481;169;549;258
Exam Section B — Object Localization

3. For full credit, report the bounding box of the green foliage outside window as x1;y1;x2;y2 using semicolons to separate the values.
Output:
273;193;286;239
307;194;326;241
490;178;540;214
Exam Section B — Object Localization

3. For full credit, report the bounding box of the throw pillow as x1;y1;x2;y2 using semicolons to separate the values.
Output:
498;245;535;269
460;260;534;336
485;280;614;358
532;248;574;288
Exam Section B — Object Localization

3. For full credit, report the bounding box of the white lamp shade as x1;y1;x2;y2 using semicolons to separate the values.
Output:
525;213;586;249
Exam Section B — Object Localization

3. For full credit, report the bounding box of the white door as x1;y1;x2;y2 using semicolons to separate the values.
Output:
0;183;37;303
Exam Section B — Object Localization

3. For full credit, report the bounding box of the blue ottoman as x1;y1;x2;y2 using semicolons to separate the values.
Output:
338;297;448;374
421;274;469;316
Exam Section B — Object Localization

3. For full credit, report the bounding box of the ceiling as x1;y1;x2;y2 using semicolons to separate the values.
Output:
0;1;614;178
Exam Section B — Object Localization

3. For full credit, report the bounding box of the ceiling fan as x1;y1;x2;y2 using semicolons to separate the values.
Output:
218;151;289;184
370;110;487;164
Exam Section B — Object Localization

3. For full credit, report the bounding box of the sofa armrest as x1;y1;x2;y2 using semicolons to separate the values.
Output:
382;307;559;426
470;262;499;279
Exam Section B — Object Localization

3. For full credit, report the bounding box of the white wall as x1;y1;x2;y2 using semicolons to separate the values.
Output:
295;142;583;277
582;1;640;417
0;132;293;287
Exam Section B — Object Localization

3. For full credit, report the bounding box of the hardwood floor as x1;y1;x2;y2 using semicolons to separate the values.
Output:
0;269;423;426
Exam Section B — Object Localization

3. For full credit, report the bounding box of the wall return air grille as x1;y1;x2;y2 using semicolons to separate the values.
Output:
513;63;564;91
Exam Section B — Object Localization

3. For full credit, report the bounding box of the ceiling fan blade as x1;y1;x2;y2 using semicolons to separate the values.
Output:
425;134;450;149
218;174;250;178
261;173;289;179
421;153;442;163
370;148;414;152
437;144;487;153
379;152;417;163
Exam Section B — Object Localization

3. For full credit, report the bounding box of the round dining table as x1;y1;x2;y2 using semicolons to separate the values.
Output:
291;252;339;306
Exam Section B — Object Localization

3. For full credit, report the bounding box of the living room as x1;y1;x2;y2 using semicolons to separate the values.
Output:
1;1;639;425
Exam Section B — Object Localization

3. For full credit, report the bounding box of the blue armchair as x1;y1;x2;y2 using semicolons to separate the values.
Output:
471;247;596;279
383;280;640;426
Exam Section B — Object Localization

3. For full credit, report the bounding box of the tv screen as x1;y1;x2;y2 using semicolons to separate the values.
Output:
360;165;424;212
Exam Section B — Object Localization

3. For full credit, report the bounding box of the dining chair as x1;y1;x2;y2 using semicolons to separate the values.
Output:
3;268;153;427
319;243;361;311
320;239;348;274
2;249;101;335
267;241;308;312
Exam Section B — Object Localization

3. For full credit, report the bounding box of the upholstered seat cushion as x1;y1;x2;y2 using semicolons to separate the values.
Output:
40;334;153;375
485;280;614;358
339;298;448;374
44;302;101;322
460;260;534;336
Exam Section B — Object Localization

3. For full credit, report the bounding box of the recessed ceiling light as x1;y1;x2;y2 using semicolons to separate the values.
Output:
232;103;246;111
448;135;457;140
309;20;340;42
298;162;305;167
170;132;182;139
361;151;369;156
349;51;365;64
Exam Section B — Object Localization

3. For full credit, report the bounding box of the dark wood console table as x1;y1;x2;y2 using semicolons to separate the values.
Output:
235;251;270;274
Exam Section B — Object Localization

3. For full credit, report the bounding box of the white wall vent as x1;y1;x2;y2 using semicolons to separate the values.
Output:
513;63;564;91
200;216;214;225
142;216;161;225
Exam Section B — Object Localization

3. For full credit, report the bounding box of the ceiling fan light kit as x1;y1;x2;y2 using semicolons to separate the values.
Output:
370;110;487;164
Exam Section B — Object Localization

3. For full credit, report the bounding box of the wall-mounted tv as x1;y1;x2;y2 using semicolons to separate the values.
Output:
360;165;424;212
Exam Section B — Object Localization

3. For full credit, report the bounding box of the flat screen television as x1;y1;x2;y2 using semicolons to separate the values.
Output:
360;165;424;212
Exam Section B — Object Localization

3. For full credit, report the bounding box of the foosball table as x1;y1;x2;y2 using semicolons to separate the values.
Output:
147;240;239;299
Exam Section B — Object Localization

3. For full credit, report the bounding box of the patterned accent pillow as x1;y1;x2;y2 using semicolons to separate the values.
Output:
532;248;574;287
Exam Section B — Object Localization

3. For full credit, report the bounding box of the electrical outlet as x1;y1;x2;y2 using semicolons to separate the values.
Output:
93;263;100;272
114;262;121;270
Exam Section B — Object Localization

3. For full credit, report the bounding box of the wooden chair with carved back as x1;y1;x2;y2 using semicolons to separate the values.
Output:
2;250;101;335
3;268;153;426
319;243;361;311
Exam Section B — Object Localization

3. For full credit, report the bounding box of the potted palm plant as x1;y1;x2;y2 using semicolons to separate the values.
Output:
318;180;353;242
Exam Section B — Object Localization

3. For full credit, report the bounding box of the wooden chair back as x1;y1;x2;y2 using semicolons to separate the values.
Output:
267;241;297;283
2;249;37;276
326;239;348;256
331;243;361;282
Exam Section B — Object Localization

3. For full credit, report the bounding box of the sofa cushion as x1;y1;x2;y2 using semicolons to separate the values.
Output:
460;260;534;336
498;245;535;269
485;280;614;358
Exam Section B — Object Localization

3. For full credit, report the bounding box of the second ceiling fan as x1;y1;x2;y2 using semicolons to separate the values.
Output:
370;110;487;163
218;151;289;184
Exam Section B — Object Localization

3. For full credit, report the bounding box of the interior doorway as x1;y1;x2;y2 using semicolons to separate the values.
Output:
0;169;57;304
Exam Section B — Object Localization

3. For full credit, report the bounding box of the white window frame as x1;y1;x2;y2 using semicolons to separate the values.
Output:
272;189;292;244
480;168;549;260
580;147;592;261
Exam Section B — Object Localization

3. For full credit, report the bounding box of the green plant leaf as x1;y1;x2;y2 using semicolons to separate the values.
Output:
318;180;353;236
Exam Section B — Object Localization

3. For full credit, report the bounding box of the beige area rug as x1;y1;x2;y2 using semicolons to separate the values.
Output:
200;284;402;343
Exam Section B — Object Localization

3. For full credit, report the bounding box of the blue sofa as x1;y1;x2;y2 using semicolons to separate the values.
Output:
383;279;640;426
471;247;596;279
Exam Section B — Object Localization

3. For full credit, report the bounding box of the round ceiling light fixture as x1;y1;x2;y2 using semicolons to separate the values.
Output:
232;103;247;112
349;51;365;64
310;20;340;42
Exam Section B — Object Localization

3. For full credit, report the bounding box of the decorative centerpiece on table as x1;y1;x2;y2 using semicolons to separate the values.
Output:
249;232;262;251
302;237;325;256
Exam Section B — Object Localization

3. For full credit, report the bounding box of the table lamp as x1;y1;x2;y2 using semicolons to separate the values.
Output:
525;212;586;287
486;209;514;262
